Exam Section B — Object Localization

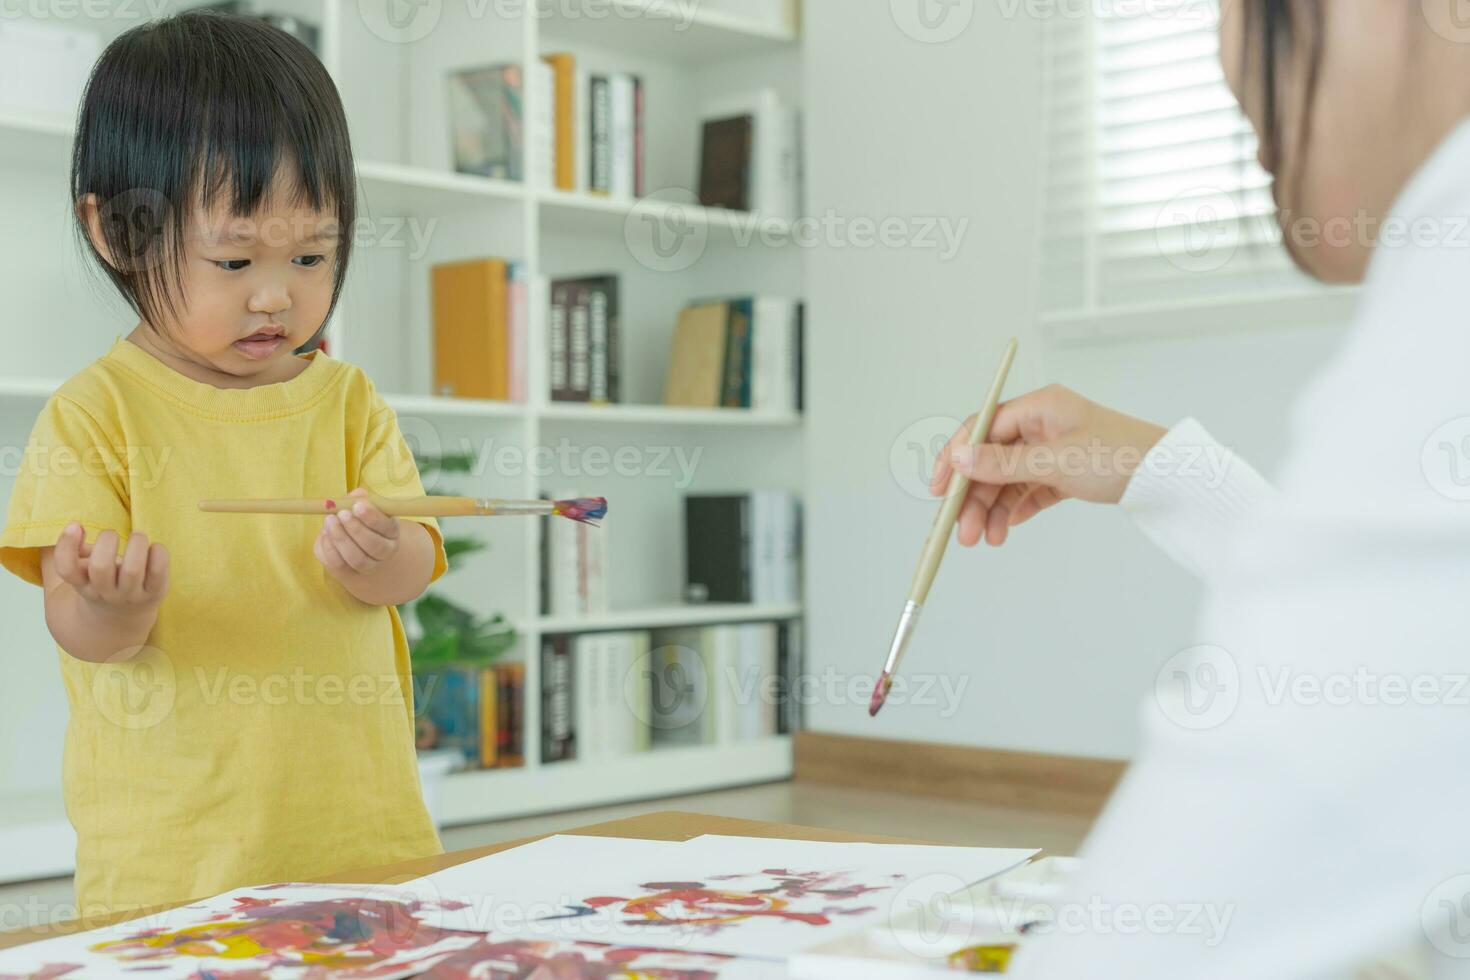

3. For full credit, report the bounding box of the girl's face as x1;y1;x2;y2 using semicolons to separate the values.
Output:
1218;0;1467;284
87;172;340;386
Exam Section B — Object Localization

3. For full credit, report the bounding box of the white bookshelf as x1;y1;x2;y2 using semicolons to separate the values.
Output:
0;0;804;881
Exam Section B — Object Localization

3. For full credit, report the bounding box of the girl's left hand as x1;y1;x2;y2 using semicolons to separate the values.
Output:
315;488;400;576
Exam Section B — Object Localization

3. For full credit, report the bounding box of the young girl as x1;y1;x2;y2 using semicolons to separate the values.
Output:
0;12;447;916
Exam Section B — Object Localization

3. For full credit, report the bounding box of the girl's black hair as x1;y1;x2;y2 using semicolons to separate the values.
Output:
1242;0;1324;188
71;11;355;346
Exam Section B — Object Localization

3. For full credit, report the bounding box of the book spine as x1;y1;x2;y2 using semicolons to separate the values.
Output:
542;635;575;762
589;74;611;196
502;662;525;767
633;77;645;198
610;73;634;199
507;262;528;403
588;283;609;404
605;278;621;404
549;281;570;402
568;286;592;401
543;53;576;191
721;301;749;408
479;666;499;769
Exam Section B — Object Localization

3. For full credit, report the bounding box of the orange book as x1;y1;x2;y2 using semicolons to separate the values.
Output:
543;53;576;192
478;666;499;769
432;257;509;400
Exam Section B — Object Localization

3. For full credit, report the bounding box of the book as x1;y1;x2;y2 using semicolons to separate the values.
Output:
447;64;524;181
588;74;612;196
542;52;577;191
431;257;509;400
541;487;609;616
610;73;636;199
478;666;499;768
721;299;753;408
549;280;571;401
698;114;753;211
499;662;526;768
684;491;801;605
634;77;646;197
647;627;716;747
417;665;481;770
551;275;619;404
664;302;730;408
542;634;576;763
777;620;804;734
507;262;529;403
700;90;802;219
684;494;752;604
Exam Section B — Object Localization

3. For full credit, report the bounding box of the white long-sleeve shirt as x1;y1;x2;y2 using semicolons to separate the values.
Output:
1011;118;1470;980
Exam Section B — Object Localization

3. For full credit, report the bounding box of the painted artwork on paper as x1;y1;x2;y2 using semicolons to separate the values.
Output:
413;835;1038;959
0;882;781;980
0;883;474;980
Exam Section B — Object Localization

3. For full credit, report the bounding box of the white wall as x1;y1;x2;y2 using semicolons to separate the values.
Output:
801;0;1350;760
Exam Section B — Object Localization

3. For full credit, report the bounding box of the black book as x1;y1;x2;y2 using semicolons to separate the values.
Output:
684;494;752;604
698;115;753;211
541;635;576;763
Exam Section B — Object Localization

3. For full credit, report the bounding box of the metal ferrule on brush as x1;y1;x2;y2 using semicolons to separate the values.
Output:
882;600;924;676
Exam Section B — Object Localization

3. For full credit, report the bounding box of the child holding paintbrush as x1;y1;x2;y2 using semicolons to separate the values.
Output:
0;14;449;917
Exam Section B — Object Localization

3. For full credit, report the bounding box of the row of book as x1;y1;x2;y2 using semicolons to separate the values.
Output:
685;491;802;605
541;620;804;763
431;257;528;402
665;298;805;413
697;88;803;221
415;662;526;772
447;56;644;198
549;274;620;403
431;261;804;413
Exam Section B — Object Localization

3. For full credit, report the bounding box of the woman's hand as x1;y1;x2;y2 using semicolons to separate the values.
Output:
50;523;170;619
929;384;1168;547
315;488;401;577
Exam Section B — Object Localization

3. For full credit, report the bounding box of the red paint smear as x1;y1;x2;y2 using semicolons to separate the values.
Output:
325;499;336;510
868;672;891;716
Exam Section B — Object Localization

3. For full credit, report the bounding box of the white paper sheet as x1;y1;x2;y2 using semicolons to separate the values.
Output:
413;833;1037;958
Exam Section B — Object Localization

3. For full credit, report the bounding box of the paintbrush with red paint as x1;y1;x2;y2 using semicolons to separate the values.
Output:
870;338;1018;717
199;493;608;526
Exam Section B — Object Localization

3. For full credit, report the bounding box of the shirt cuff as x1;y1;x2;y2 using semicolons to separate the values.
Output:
1118;417;1274;581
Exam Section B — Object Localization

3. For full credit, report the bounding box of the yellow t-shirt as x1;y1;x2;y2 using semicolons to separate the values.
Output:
0;337;448;915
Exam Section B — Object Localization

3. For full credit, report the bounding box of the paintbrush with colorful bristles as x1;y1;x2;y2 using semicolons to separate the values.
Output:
198;494;608;525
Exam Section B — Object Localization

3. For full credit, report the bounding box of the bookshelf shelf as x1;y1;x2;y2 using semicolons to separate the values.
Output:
357;161;526;215
438;735;792;827
536;602;803;634
538;403;802;427
536;188;793;244
538;0;798;64
384;393;527;420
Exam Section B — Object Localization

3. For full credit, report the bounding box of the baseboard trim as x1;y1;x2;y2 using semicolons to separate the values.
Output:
794;732;1126;817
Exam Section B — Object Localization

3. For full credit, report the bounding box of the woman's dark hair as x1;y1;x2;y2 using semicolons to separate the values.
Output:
70;11;355;345
1242;0;1324;184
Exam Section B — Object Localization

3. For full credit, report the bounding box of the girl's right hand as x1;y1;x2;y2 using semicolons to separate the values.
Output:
929;384;1168;547
50;523;170;618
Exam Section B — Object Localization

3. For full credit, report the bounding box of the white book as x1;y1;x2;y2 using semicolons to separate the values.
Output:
758;623;780;735
609;73;635;200
528;59;555;189
572;634;596;760
602;632;634;755
736;624;766;741
547;487;581;615
575;65;590;193
751;298;797;413
749;490;771;605
628;631;652;752
583;517;609;614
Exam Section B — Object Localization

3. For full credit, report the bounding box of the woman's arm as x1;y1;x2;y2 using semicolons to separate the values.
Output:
932;386;1274;579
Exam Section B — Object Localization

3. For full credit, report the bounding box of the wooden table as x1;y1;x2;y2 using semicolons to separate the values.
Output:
0;811;930;952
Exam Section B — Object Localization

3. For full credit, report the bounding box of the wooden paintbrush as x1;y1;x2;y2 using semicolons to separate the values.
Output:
198;494;608;525
870;338;1019;717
